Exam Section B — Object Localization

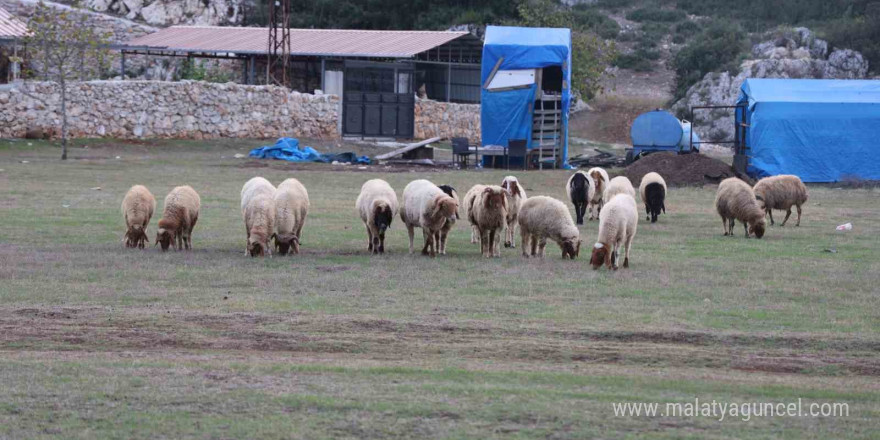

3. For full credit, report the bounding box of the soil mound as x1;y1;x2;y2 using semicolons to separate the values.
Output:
624;152;739;187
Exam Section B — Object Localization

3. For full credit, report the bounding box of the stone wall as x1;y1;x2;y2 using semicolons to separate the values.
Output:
414;98;481;143
0;80;339;139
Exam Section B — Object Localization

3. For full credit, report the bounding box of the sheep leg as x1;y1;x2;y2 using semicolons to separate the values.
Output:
721;217;729;236
623;234;633;269
421;229;434;256
470;225;479;244
521;230;531;258
407;225;415;254
645;203;651;221
743;221;750;238
728;218;735;237
538;239;547;258
366;225;374;253
795;205;802;227
529;234;538;257
780;209;792;227
489;229;498;257
767;209;775;226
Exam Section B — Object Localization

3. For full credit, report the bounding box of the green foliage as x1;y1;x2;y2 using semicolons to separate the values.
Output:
25;1;113;160
614;52;655;72
571;5;620;39
672;21;748;100
626;7;686;23
178;59;235;83
821;15;880;72
674;20;701;39
596;0;637;10
515;0;617;100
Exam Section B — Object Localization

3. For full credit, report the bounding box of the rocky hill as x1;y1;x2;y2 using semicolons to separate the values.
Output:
671;28;870;143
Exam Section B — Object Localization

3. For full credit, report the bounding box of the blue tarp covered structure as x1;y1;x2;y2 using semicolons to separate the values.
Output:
737;79;880;182
481;26;572;167
249;138;370;164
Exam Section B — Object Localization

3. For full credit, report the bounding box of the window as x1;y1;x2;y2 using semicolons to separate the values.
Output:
486;69;536;90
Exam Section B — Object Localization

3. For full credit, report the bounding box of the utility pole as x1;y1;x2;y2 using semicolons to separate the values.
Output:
267;0;291;87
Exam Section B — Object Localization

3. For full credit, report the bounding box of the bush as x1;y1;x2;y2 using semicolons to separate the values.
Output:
571;6;620;39
673;21;748;99
626;7;686;23
614;48;660;72
821;16;880;74
596;0;636;10
674;20;701;38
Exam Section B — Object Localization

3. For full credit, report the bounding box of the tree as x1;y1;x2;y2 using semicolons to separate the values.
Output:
25;2;112;160
515;0;617;100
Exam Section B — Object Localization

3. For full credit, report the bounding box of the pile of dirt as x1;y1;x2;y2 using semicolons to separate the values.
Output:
624;152;739;186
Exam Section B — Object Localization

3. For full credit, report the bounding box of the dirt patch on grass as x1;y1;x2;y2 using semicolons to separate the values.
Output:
624;152;742;187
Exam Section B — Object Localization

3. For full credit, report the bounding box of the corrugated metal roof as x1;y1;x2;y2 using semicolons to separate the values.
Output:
0;7;28;39
125;26;473;58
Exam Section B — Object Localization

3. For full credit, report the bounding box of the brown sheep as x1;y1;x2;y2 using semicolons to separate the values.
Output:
155;186;200;251
467;184;509;258
121;185;156;249
715;177;766;239
753;175;808;227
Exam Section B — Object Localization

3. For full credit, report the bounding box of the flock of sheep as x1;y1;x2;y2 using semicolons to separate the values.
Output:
120;167;808;270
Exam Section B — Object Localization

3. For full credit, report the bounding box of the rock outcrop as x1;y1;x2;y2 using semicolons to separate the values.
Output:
672;27;871;143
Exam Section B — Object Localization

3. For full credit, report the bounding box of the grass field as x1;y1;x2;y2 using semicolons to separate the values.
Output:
1;138;878;439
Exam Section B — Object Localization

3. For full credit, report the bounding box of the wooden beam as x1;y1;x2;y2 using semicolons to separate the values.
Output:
375;137;444;160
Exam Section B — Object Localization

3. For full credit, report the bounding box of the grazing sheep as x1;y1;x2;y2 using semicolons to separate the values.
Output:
434;185;459;255
638;172;667;223
155;186;200;251
518;196;581;259
715;177;766;239
121;185;156;249
587;167;609;221
590;194;638;270
243;193;276;257
567;171;594;225
463;184;484;244
240;177;276;215
274;178;310;255
500;176;527;248
753;175;808;227
467;184;509;258
356;179;398;255
401;179;459;257
604;176;636;202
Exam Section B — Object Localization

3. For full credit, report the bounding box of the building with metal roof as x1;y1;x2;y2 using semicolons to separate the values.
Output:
0;7;27;83
0;7;28;41
118;25;483;138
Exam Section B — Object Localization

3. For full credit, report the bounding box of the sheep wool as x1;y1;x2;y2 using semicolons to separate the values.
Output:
517;196;581;259
244;193;276;257
435;185;459;255
121;185;156;249
715;177;766;239
467;184;509;258
401;179;459;257
356;179;398;255
586;167;609;221
753;175;808;227
567;171;594;225
500;176;527;248
463;184;486;244
590;194;638;270
240;177;276;216
604;176;636;202
638;172;667;223
156;186;200;251
275;178;310;255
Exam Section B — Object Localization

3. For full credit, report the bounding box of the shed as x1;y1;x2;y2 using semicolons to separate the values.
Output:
736;79;880;182
0;7;27;83
480;26;571;168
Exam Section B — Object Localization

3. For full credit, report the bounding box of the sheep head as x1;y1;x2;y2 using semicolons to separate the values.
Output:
501;178;522;198
432;195;459;224
274;232;300;255
562;239;581;260
155;227;175;251
247;236;270;257
372;201;394;235
750;219;766;239
483;187;508;212
590;242;611;269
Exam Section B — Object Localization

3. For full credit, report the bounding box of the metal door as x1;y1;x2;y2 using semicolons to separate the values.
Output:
343;61;414;138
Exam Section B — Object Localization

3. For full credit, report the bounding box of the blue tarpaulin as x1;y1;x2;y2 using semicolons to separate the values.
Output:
481;26;572;168
249;138;370;164
737;79;880;182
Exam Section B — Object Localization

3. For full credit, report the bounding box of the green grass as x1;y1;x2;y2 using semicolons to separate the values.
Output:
1;138;878;439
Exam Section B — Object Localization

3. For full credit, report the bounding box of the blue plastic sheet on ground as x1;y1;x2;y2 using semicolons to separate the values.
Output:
248;137;370;165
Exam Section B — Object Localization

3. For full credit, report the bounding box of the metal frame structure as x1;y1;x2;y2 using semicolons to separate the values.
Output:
689;104;749;173
266;0;291;86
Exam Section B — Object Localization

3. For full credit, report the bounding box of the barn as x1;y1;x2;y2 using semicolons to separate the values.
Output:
120;26;483;138
736;79;880;182
480;26;572;168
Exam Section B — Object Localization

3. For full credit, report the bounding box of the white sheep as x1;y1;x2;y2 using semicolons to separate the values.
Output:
466;184;509;258
589;193;638;270
638;172;667;223
156;185;200;251
567;170;595;225
241;177;276;216
501;176;527;248
244;193;276;257
463;184;485;244
517;196;581;259
434;185;459;255
356;179;398;255
715;177;766;238
121;185;156;249
587;167;609;221
400;179;459;257
274;178;309;255
753;175;808;227
604;176;636;202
